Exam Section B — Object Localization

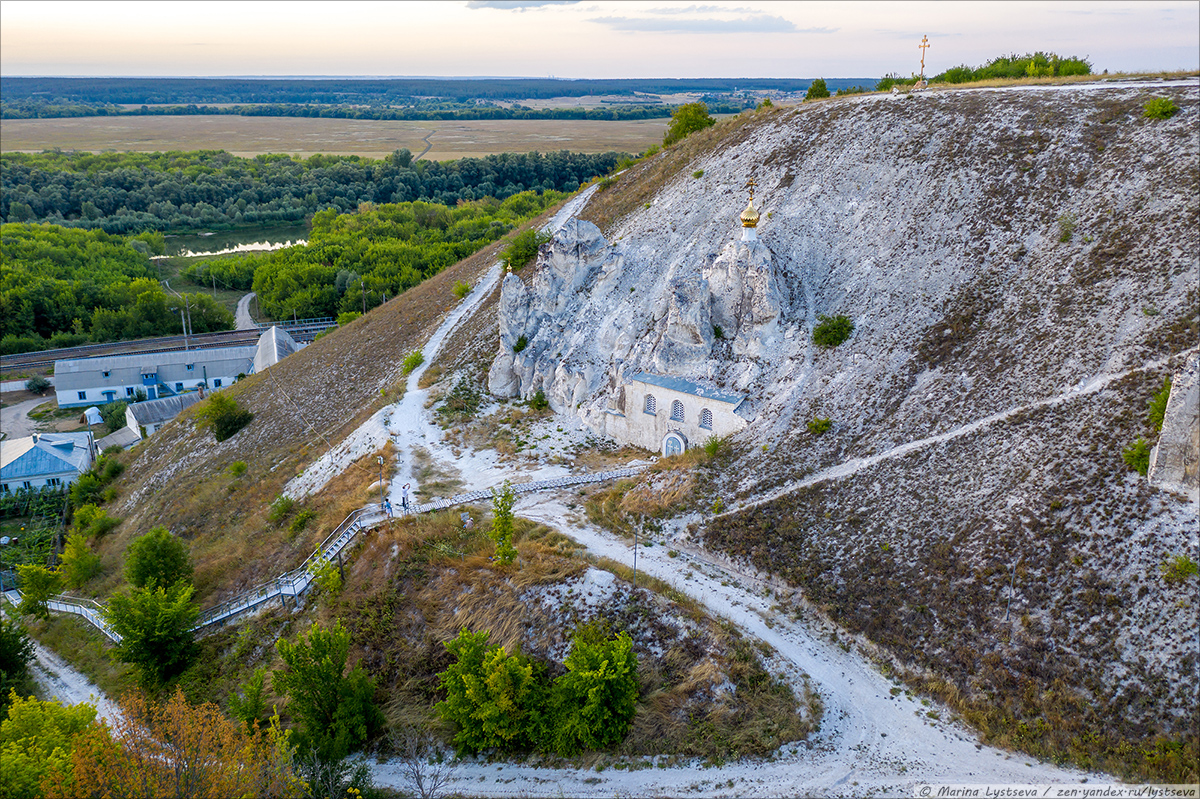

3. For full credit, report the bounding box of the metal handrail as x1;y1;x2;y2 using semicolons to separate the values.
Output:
11;465;648;637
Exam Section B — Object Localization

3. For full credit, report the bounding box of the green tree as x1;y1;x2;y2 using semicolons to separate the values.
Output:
489;481;518;565
71;504;121;539
60;533;102;589
196;393;253;442
23;376;50;395
663;102;716;147
812;313;854;348
500;228;550;272
104;581;199;688
229;667;273;734
124;526;192;589
0;618;36;715
435;629;544;754
547;625;639;756
1148;376;1172;431
0;693;99;799
805;78;830;101
16;565;63;620
272;622;381;760
98;400;128;433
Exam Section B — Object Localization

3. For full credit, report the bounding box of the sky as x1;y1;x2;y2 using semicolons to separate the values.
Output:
1;1;1197;79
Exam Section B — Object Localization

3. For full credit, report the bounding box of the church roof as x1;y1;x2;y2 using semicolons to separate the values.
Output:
630;372;745;405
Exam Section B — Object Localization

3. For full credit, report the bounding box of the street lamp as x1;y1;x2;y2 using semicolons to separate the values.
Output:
377;455;385;514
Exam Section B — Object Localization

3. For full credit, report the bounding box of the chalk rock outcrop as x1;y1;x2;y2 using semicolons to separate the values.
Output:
1149;352;1200;502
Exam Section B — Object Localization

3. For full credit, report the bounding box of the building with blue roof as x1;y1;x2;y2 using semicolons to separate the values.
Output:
604;371;748;455
0;432;96;494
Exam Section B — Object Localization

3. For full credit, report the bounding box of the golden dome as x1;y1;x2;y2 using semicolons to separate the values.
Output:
740;200;760;228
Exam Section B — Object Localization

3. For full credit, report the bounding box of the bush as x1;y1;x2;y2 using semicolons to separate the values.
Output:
1143;97;1178;120
289;509;317;537
712;324;724;340
401;351;424;375
60;532;102;589
227;461;247;477
807;417;833;435
23;376;50;395
812;314;854;348
547;625;638;756
452;280;472;300
16;565;64;619
71;504;120;539
268;496;295;524
489;481;518;565
1057;213;1076;243
757;98;774;109
663;102;715;147
805;78;830;101
196;393;253;442
99;400;129;433
1122;437;1152;475
528;388;549;411
512;335;528;354
0;617;36;715
693;170;704;179
1161;555;1199;585
1148;377;1172;432
436;629;544;754
105;581;199;688
124;526;193;589
335;311;360;325
501;229;551;272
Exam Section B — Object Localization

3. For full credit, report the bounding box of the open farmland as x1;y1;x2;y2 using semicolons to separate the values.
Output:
0;114;669;159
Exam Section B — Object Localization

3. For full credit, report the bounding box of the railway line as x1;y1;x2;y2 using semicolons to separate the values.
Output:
0;319;335;373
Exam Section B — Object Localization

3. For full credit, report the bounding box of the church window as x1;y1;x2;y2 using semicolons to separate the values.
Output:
700;408;713;429
644;394;657;415
670;400;685;422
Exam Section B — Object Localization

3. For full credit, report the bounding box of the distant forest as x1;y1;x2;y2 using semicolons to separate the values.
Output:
0;76;873;120
1;149;628;233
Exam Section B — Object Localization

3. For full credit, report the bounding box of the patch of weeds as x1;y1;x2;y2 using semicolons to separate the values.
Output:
1057;213;1077;243
268;495;295;525
1121;438;1151;475
402;351;425;375
1142;97;1178;119
692;170;704;179
1161;555;1198;586
1147;377;1172;432
813;314;854;348
227;461;247;477
438;377;484;425
289;509;317;537
452;280;472;300
807;417;833;435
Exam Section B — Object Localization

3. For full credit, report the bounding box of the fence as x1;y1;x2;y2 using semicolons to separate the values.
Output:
2;465;648;638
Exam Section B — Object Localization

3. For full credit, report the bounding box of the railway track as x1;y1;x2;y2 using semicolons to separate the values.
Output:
0;319;335;373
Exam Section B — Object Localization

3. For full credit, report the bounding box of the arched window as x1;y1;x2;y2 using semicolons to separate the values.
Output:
644;394;657;415
670;399;685;421
699;408;713;430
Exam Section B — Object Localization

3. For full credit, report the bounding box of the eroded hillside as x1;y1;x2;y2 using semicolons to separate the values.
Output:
478;80;1198;775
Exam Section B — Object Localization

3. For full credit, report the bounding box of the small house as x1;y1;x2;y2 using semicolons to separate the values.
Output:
0;432;96;494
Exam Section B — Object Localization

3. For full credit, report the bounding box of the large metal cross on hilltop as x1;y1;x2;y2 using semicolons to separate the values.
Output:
919;35;930;79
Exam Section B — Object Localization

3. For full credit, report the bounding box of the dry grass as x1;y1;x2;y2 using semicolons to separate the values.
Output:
0;116;665;160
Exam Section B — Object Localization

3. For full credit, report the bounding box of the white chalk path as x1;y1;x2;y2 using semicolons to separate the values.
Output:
285;185;600;504
730;347;1200;519
367;493;1098;798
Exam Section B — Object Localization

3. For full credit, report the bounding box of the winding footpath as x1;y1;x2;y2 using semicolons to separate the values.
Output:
6;183;1113;795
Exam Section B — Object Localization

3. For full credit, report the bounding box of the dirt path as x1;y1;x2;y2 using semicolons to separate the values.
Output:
235;292;258;330
0;396;50;441
369;493;1098;797
415;130;435;162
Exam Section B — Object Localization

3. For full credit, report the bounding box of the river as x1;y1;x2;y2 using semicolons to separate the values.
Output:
163;224;308;257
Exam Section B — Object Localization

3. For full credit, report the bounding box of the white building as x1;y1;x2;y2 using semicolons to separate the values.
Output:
0;432;96;494
604;372;748;455
125;391;205;441
53;327;299;409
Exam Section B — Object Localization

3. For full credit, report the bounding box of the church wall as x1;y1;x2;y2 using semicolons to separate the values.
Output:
603;380;746;453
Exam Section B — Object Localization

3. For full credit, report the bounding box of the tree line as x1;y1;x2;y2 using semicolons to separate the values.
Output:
1;148;628;233
0;75;823;105
1;188;570;352
1;97;756;121
0;224;231;354
876;51;1092;91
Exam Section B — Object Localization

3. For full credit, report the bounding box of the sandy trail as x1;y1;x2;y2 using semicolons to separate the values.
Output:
368;493;1098;797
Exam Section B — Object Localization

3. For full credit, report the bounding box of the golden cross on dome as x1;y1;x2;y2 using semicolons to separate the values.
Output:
919;35;930;78
745;177;757;202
